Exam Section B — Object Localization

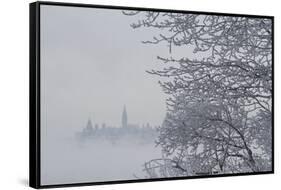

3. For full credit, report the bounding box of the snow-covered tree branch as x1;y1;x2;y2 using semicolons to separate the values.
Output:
125;11;272;176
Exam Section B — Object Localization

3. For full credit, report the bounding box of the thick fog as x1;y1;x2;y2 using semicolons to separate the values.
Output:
40;4;272;185
40;5;171;185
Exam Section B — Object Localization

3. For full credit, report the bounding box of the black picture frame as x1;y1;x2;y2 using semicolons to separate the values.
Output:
30;1;274;189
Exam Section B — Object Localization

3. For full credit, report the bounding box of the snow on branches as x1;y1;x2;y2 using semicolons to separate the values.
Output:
125;11;272;176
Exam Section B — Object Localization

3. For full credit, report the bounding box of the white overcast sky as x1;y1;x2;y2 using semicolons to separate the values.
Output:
40;5;173;136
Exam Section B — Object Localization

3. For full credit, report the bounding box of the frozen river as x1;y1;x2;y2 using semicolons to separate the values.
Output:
41;137;162;185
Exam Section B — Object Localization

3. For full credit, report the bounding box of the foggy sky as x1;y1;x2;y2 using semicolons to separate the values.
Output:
40;5;172;137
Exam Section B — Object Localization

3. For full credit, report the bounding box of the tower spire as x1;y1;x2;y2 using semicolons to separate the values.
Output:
122;105;128;128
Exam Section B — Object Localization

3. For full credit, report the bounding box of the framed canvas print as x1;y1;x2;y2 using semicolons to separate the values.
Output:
29;1;274;188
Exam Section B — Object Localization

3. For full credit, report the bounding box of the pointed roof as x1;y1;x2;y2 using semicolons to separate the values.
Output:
123;105;127;114
122;105;128;127
86;118;93;130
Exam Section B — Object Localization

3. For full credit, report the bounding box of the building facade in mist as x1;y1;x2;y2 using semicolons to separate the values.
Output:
77;105;158;143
